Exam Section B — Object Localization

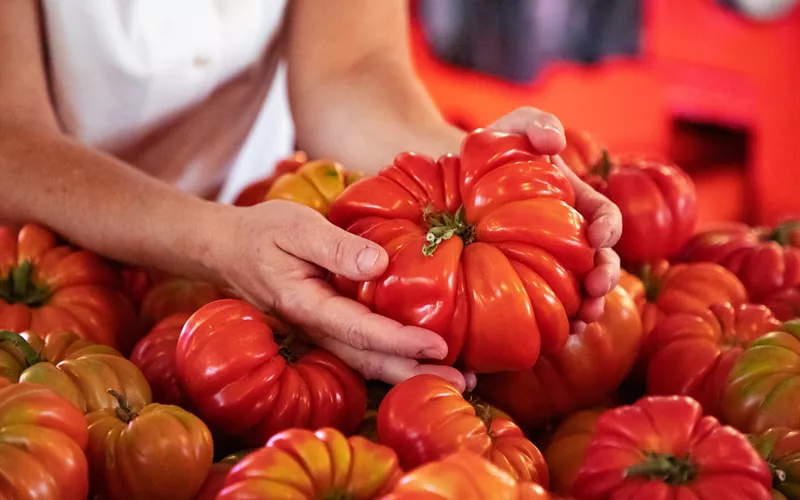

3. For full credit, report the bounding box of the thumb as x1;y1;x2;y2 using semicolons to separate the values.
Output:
278;208;388;280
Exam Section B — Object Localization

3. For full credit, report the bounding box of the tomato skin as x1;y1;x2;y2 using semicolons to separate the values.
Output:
680;221;800;301
377;374;548;485
0;330;152;413
475;282;642;429
130;313;191;407
573;396;772;500
232;151;308;207
0;224;137;353
750;427;800;500
0;382;89;500
645;302;781;417
139;276;224;330
217;427;402;499
543;408;604;496
585;155;697;265
382;451;552;500
762;286;800;322
560;128;604;178
328;129;594;373
176;299;367;445
723;321;800;433
86;401;213;500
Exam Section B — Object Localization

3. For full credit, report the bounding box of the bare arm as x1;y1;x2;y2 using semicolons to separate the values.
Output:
0;0;225;280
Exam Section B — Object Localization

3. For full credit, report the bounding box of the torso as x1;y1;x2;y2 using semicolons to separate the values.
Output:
41;0;293;200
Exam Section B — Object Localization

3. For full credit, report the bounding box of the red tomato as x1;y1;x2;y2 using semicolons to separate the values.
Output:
382;451;552;500
761;285;800;321
584;154;697;265
217;427;402;499
0;382;89;500
560;128;604;178
86;391;213;500
139;276;224;330
328;129;595;373
377;374;549;485
750;427;800;499
543;408;604;496
645;302;781;417
573;396;772;499
130;313;191;407
0;224;137;353
176;299;367;445
680;221;800;301
475;282;642;429
192;452;249;500
723;320;800;433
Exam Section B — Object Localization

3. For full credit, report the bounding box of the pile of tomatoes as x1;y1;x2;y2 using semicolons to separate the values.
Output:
2;127;800;500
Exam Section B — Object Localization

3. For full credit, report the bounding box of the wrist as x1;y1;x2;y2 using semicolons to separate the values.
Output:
180;199;241;286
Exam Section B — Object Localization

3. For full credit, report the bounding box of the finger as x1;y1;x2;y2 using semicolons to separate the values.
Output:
584;248;621;297
570;320;587;336
553;156;623;248
463;371;477;392
488;107;566;155
279;277;450;360
273;202;389;280
318;336;467;391
578;296;605;324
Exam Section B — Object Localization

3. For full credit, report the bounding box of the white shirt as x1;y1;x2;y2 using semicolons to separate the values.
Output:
41;0;293;202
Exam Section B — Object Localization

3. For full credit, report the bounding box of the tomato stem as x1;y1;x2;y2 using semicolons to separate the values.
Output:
278;334;299;364
0;261;51;307
422;204;474;257
769;220;800;246
0;330;43;367
108;389;139;423
625;453;696;485
592;149;613;180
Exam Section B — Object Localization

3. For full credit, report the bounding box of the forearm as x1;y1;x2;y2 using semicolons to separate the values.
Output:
0;122;230;281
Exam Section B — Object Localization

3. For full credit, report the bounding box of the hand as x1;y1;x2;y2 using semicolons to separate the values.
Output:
209;200;472;391
489;107;623;330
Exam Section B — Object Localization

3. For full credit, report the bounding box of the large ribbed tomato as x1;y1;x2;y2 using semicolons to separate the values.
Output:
0;224;137;352
680;221;800;301
560;128;604;178
543;408;604;496
762;285;800;322
176;299;367;445
377;374;549;485
0;382;90;500
383;451;552;500
723;320;800;433
130;313;191;407
217;427;402;499
584;154;697;265
328;129;595;373
750;427;800;500
138;276;224;330
475;282;642;429
0;329;151;413
645;303;781;417
573;396;772;500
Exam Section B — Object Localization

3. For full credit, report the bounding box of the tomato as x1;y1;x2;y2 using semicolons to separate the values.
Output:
631;260;749;338
560;128;604;178
139;276;224;330
217;427;402;499
377;374;548;485
0;329;152;413
543;408;604;496
750;427;800;500
382;451;552;500
232;151;309;207
130;313;191;407
573;396;772;499
0;224;137;353
0;382;89;500
475;282;642;429
119;265;153;307
192;452;250;500
680;221;800;301
176;299;367;445
583;154;697;265
328;129;595;372
233;153;364;214
86;391;213;500
723;320;800;433
762;285;800;322
645;303;781;417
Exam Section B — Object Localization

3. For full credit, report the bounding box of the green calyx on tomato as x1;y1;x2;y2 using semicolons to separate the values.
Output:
767;221;800;246
422;204;474;257
0;330;44;367
322;489;355;500
277;334;301;364
0;260;51;307
625;452;697;485
590;149;614;180
108;389;140;424
636;263;661;303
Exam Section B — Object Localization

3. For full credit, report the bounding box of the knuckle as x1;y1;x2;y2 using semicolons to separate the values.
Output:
328;236;350;267
344;322;369;351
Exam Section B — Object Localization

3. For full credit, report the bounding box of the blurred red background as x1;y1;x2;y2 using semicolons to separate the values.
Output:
409;0;800;228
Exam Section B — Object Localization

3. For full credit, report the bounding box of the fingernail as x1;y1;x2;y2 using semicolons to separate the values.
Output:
419;348;445;360
356;246;380;273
